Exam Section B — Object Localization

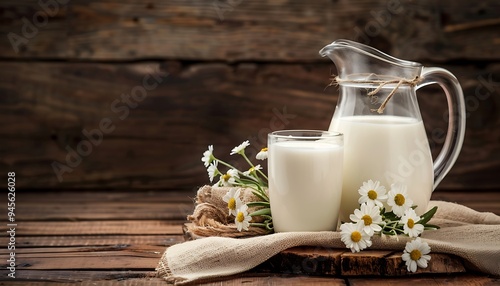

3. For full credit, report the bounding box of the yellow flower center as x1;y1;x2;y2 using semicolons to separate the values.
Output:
410;249;422;261
249;167;255;172
407;218;415;228
236;212;245;223
361;215;373;226
261;147;268;152
222;173;231;181
351;231;362;242
367;190;377;200
228;198;236;210
394;194;406;206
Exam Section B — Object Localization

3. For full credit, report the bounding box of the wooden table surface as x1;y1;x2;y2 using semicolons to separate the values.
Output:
1;189;499;285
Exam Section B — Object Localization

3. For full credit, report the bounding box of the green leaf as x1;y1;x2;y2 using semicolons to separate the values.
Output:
379;207;386;215
383;211;400;221
259;214;272;220
247;201;270;208
250;222;267;228
238;178;260;188
249;208;271;217
252;190;269;203
418;206;438;225
423;224;440;230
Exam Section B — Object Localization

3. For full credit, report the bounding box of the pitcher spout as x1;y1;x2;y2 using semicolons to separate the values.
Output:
319;39;422;80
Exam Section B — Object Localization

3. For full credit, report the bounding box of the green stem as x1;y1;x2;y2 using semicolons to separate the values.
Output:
254;188;269;202
380;220;405;234
216;158;239;171
237;176;261;186
250;223;267;227
241;152;268;181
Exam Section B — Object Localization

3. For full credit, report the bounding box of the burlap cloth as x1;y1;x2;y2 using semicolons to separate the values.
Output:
156;186;500;285
183;185;270;238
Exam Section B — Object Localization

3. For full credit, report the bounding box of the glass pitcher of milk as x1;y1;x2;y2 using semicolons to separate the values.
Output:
319;39;466;222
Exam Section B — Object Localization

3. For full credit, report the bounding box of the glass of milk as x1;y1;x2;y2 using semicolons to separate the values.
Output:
268;130;343;232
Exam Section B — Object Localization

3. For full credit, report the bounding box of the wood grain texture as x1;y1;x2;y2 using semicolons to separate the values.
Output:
0;189;497;285
0;235;183;248
16;202;194;220
348;275;500;286
384;252;466;276
255;246;344;276
0;270;155;284
0;220;183;235
340;250;395;276
1;246;164;271
1;61;498;190
0;0;499;61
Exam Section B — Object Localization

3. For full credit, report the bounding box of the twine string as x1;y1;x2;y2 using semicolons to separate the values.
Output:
329;74;423;114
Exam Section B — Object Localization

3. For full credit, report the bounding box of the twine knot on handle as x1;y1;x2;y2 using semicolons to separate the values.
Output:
329;74;423;114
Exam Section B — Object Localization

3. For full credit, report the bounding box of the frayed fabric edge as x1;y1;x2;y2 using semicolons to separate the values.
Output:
156;250;187;285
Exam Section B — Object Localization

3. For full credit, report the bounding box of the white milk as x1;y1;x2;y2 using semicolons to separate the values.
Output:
268;141;343;232
329;115;433;221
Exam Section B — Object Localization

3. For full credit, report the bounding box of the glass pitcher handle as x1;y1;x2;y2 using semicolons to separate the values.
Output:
416;67;466;190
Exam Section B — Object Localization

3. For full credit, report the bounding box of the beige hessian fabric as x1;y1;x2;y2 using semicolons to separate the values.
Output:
156;201;500;285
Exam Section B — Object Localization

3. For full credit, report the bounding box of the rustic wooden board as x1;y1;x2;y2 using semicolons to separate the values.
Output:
0;273;347;286
15;202;193;221
3;275;497;286
340;250;396;276
0;220;184;235
0;244;163;255
0;270;155;284
1;61;499;190
183;224;469;277
6;255;158;271
384;252;466;276
15;190;196;204
198;274;347;286
0;1;499;61
347;275;500;286
255;246;345;276
2;246;164;270
0;235;183;248
261;248;466;277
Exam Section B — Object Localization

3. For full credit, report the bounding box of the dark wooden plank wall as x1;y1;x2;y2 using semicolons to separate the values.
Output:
0;0;499;190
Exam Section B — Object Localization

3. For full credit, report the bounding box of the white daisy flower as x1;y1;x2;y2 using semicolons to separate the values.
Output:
256;147;268;160
340;222;372;253
349;203;383;236
401;208;425;238
222;188;242;216
234;204;252;231
357;179;388;208
220;168;240;187
207;161;219;183
243;164;262;176
402;237;431;273
230;140;250;155
387;183;413;217
201;145;214;167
